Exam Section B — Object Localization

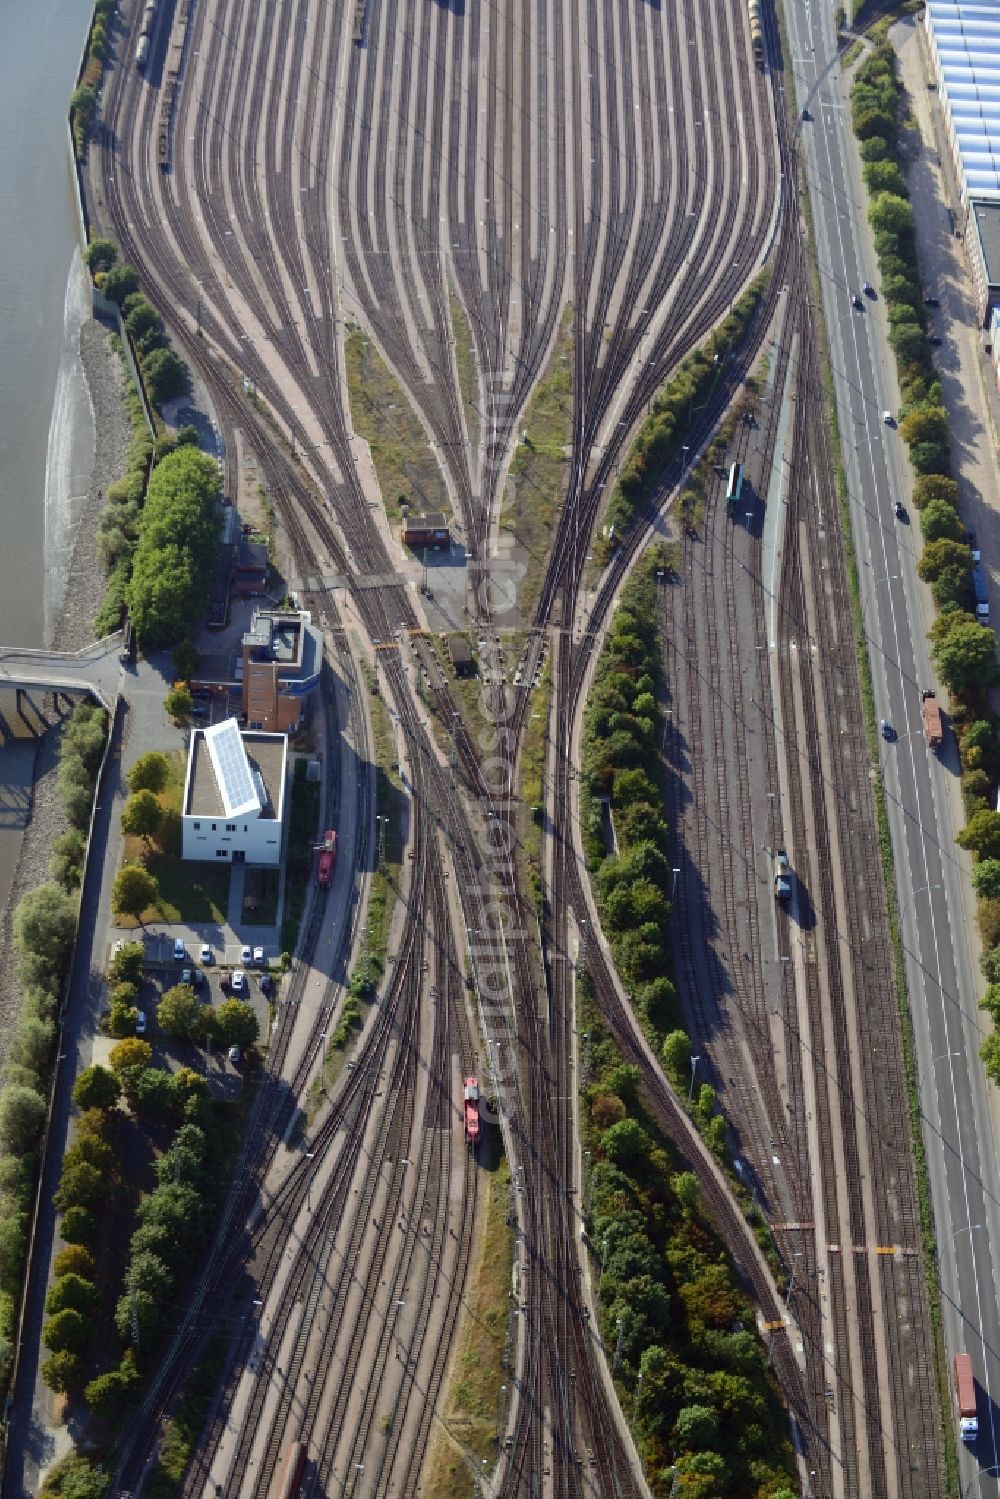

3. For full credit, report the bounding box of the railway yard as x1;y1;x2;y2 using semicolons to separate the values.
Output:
13;0;1000;1493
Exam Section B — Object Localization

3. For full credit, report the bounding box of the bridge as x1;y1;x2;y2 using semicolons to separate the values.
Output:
0;631;127;715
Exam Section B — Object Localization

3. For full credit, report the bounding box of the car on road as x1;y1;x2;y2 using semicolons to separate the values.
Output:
200;943;213;964
863;280;875;297
232;969;246;993
882;410;894;426
928;334;943;345
135;1010;147;1035
240;945;252;965
253;946;265;966
801;106;811;121
173;938;185;961
881;719;896;740
852;294;863;309
894;501;906;520
966;530;981;563
923;292;940;306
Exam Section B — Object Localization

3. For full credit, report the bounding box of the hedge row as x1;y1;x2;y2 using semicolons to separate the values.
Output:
849;45;1000;1077
603;275;768;546
69;0;114;160
0;702;106;1399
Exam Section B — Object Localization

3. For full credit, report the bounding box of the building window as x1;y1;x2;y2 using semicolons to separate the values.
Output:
215;849;227;858
225;823;236;832
193;821;201;830
211;823;217;832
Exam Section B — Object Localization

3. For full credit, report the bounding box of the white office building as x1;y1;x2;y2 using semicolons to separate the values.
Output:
181;718;287;866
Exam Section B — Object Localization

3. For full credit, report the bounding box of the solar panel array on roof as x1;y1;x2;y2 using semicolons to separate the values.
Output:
927;1;1000;199
204;718;261;819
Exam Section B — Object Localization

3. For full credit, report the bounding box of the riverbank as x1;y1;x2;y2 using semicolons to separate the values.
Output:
0;316;128;1067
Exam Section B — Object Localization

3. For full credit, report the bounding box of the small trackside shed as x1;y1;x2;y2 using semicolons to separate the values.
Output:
401;512;450;549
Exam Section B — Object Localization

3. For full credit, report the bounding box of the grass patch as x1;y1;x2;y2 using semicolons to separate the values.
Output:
449;294;480;454
119;751;230;925
841;38;864;66
421;1158;514;1495
344;329;450;526
502;308;573;620
242;866;279;926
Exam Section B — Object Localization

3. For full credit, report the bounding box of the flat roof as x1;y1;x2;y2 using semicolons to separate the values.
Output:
185;728;286;821
972;197;1000;284
929;1;1000;196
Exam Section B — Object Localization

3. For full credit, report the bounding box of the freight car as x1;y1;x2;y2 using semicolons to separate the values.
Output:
464;1077;480;1144
749;0;764;63
316;830;337;888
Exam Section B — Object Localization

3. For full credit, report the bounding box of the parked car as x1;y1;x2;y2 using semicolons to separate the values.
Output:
173;938;185;961
112;939;125;960
181;967;193;986
253;946;265;966
135;1010;147;1035
863;280;875;297
232;970;246;993
260;973;274;997
240;945;252;965
228;1046;241;1064
200;943;213;964
924;292;940;306
852;293;863;309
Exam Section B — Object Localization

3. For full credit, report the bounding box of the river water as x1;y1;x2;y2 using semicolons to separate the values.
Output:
0;0;98;650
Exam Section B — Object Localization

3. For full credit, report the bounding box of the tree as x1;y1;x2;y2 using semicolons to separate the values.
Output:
127;751;170;795
974;860;1000;900
54;1162;106;1212
591;1094;626;1129
53;1245;97;1280
888;321;926;367
10;1015;55;1079
602;1117;648;1170
83;238;117;274
142;347;189;405
900;404;949;446
63;1133;113;1175
672;1171;701;1216
50;828;87;890
110;941;146;986
957;811;1000;861
59;1206;97;1244
164;682;194;721
913;474;959;510
982;946;1000;984
121;790;162;846
0;1085;46;1153
70;83;97;131
72;1065;121;1113
40;1350;85;1395
124;297;165;348
157;984;202;1041
916;538;969;584
132;1068;173;1114
173;639;200;681
979;984;1000;1024
101;263;140;305
111;863;159;922
910;439;950;476
931;617;998;695
45;1273;99;1317
674;1402;720;1450
15;883;77;987
84;1357;139;1419
212;998;260;1049
981;1031;1000;1085
109;1037;153;1075
863;159;907;197
852;108;896;143
42;1308;88;1355
661;1029;691;1083
933;563;973;614
868;192;913;240
919;499;964;545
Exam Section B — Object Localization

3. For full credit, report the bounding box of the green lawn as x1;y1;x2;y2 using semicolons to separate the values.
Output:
243;867;279;926
119;751;230;925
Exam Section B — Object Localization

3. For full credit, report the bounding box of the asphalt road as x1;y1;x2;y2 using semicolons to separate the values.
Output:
788;3;1000;1491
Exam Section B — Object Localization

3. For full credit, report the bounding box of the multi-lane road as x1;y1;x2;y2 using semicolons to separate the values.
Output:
791;1;1000;1492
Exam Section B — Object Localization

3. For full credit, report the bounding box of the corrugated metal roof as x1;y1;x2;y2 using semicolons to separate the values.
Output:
928;1;1000;198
